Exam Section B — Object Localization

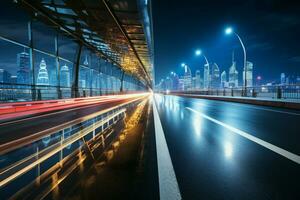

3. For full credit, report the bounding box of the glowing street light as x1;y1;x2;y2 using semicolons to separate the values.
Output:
195;49;202;56
181;62;191;74
195;49;210;89
225;27;233;35
225;27;247;95
195;49;209;67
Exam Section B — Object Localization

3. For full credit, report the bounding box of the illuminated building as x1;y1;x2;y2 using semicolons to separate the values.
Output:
243;61;253;87
195;70;201;90
37;58;49;85
203;63;210;89
16;51;30;85
228;51;238;88
60;64;70;87
211;63;220;88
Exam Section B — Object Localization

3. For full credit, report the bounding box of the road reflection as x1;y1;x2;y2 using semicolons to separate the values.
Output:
224;141;233;158
156;94;238;162
193;115;202;139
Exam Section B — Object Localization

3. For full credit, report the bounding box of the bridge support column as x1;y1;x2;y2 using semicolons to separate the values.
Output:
28;21;36;101
72;44;82;98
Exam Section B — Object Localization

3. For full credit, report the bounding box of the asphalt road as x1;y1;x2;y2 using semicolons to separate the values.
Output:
155;94;300;199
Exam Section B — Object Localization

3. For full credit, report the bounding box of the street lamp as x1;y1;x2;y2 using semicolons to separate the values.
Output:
195;49;209;67
225;27;233;35
225;27;247;95
195;49;202;56
195;49;210;89
171;71;177;77
181;63;191;74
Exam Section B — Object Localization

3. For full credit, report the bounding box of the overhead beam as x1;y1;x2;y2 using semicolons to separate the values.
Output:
102;0;151;88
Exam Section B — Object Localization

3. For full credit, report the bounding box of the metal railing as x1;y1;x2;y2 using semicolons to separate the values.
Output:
168;85;300;101
0;96;145;198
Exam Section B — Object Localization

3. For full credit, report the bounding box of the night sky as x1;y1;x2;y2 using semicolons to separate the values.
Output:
152;0;300;84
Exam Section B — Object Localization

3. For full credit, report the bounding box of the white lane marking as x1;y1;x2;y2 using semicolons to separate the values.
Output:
153;97;182;200
186;107;300;164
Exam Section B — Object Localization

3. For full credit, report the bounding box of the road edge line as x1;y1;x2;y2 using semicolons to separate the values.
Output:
153;96;182;200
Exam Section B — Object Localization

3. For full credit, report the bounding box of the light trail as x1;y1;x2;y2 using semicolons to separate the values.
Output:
0;94;149;154
0;93;149;122
0;108;126;187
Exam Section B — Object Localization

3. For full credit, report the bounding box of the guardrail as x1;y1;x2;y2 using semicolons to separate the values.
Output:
167;85;300;100
0;95;146;198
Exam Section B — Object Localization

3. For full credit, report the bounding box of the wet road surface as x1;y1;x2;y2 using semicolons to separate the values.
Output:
155;94;300;199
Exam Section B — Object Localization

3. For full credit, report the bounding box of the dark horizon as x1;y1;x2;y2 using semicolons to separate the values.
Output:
153;0;300;84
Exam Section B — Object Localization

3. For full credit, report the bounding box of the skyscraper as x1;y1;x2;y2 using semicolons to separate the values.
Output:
195;70;201;90
37;58;49;85
192;77;196;90
60;64;70;87
170;73;179;90
280;73;285;85
0;69;11;83
221;71;227;88
83;55;89;66
16;51;30;85
203;63;210;89
228;51;238;88
243;61;253;87
211;63;220;88
178;78;184;91
165;76;172;90
183;66;192;90
80;55;89;88
10;75;17;84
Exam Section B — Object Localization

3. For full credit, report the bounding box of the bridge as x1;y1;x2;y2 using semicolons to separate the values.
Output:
0;1;300;200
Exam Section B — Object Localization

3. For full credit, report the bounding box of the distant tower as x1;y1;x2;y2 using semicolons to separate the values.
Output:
37;58;49;85
280;73;285;85
84;55;89;66
243;61;253;87
203;63;210;89
183;66;192;90
79;55;89;88
228;51;238;88
195;70;201;90
0;69;11;83
60;64;70;87
211;63;220;88
17;51;30;84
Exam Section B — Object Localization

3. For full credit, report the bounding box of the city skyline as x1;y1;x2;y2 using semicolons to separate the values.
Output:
153;0;300;83
157;57;300;91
